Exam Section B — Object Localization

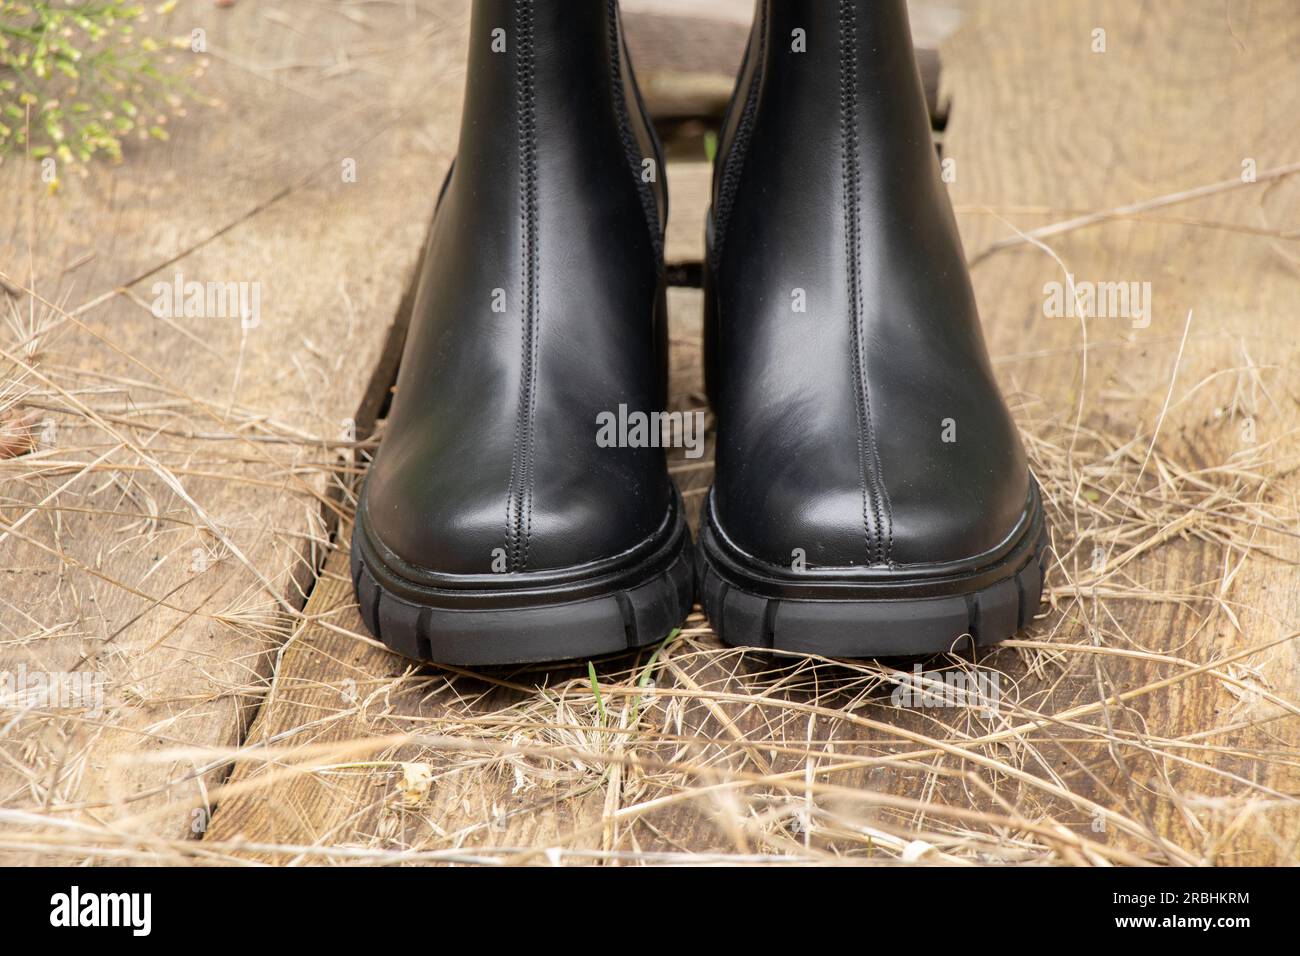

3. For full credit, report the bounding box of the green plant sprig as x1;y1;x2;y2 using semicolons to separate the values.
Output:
0;0;205;169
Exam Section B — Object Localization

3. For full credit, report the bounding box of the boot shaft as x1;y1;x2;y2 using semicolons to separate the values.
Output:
705;0;1028;572
367;0;674;579
456;0;664;256
712;0;940;268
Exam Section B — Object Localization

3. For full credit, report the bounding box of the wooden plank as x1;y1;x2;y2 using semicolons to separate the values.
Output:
204;281;716;860
623;2;953;123
663;164;712;266
0;1;465;861
203;537;627;862
197;541;408;861
136;1;1300;865
928;0;1300;865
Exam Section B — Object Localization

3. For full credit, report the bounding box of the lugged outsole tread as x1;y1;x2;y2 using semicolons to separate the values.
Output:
350;525;695;667
697;529;1049;658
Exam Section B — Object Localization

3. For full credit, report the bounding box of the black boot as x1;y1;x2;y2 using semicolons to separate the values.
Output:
352;0;693;665
699;0;1047;656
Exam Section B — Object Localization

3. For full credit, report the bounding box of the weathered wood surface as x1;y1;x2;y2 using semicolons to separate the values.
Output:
204;0;1300;866
0;1;464;859
624;0;951;123
203;283;715;860
5;0;1298;866
939;0;1300;864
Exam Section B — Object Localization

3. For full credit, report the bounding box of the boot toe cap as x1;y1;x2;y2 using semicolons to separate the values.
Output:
362;443;672;577
713;467;1033;573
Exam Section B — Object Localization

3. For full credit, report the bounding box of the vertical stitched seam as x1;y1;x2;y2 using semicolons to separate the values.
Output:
505;0;539;572
711;0;767;274
502;5;523;569
857;13;894;567
607;0;663;265
519;0;539;569
839;0;889;565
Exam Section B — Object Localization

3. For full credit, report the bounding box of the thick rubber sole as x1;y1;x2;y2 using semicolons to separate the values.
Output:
697;486;1049;658
350;499;695;667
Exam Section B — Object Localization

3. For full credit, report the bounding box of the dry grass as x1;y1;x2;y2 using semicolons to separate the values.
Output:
3;0;1300;859
2;245;1298;866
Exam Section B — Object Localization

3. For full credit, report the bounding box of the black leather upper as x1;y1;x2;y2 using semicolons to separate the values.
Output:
708;0;1030;571
363;0;671;576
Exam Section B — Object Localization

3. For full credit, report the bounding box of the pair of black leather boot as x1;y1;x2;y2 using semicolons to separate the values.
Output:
351;0;1047;665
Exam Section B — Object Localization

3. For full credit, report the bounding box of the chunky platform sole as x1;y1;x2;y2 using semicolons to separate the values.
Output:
697;485;1048;658
351;496;695;666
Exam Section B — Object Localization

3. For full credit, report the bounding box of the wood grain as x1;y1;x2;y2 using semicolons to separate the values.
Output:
7;0;1298;866
0;0;466;859
203;1;1300;866
624;3;950;122
933;0;1300;864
